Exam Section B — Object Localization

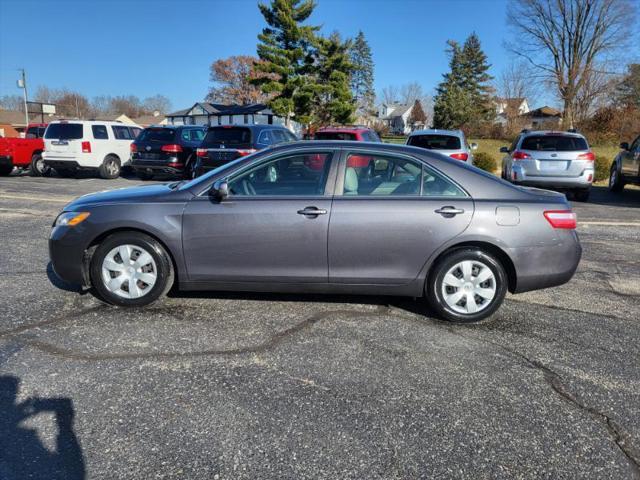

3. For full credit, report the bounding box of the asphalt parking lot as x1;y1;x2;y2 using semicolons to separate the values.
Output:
1;172;639;479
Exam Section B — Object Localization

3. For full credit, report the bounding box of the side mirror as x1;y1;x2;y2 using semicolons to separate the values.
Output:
210;180;229;201
470;142;478;151
500;146;509;153
620;142;629;150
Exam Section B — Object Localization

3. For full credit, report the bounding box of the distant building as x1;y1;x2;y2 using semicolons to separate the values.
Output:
0;109;63;137
95;114;137;125
377;103;415;135
132;112;167;127
495;97;530;125
165;102;298;132
521;106;562;129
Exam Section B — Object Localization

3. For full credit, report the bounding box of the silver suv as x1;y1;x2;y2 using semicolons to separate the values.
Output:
406;129;476;166
500;130;594;201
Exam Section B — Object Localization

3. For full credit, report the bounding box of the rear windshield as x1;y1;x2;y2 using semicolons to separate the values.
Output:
521;135;588;151
407;134;461;150
44;123;83;140
137;128;176;143
202;127;252;147
315;131;357;141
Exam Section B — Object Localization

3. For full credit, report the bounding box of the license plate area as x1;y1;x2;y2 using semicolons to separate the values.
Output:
539;160;568;171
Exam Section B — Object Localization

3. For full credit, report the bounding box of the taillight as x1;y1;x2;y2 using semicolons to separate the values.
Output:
450;152;468;161
196;148;207;157
512;151;531;160
81;141;91;153
577;152;595;162
161;144;183;153
544;210;577;229
130;143;137;153
236;149;257;157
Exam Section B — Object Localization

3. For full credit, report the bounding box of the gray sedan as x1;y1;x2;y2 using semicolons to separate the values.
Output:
49;141;581;322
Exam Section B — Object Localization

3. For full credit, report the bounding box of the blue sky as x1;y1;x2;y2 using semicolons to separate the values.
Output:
1;0;544;111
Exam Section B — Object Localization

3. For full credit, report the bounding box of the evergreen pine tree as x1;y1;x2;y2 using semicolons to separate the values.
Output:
252;0;319;126
350;31;376;118
307;32;356;126
460;33;494;123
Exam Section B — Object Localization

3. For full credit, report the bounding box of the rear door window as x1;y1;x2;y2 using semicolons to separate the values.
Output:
407;135;461;150
138;128;176;143
130;127;142;138
271;130;287;144
257;130;272;145
44;123;83;140
202;127;252;148
521;135;588;151
112;125;133;140
92;125;109;140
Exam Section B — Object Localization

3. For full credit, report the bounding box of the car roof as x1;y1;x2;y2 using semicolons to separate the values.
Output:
316;126;373;133
48;120;141;127
520;130;586;138
145;125;204;129
206;124;290;132
408;129;464;137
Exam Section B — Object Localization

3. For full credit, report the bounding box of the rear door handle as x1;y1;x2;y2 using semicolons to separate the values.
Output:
297;206;327;217
435;206;465;216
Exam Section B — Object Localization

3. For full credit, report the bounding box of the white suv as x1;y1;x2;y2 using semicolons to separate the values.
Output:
43;120;142;179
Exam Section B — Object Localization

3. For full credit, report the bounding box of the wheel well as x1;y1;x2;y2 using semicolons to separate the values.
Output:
429;241;517;293
32;149;43;157
83;227;179;287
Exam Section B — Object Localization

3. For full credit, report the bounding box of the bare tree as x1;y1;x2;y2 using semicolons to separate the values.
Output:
507;0;634;128
0;95;24;111
142;95;172;114
379;85;399;105
400;82;424;105
496;61;540;133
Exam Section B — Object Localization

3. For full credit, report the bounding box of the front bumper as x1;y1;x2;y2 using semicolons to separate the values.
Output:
509;230;582;293
49;224;91;287
511;166;593;189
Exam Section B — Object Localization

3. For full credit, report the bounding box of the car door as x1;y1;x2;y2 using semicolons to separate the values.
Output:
328;150;473;284
622;136;640;176
182;149;338;283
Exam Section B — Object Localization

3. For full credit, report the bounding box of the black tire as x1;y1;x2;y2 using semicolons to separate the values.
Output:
0;165;13;176
98;155;121;179
426;248;508;323
55;168;76;178
136;171;154;181
89;231;174;307
184;155;197;179
29;153;50;177
573;188;590;202
608;164;624;192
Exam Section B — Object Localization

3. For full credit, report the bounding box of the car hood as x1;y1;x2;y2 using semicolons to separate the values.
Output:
64;182;191;210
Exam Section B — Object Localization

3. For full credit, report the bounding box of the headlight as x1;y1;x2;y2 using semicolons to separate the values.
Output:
54;211;90;227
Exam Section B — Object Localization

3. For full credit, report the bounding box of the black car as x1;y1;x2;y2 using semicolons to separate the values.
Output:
194;124;297;177
129;125;206;180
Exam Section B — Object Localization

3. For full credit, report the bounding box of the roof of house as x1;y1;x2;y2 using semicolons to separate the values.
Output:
132;114;167;126
382;104;412;119
524;106;562;118
0;109;64;126
167;103;275;117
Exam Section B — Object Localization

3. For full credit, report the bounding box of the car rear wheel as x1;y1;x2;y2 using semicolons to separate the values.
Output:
99;155;121;179
427;248;507;323
90;232;174;307
30;153;50;177
608;164;624;192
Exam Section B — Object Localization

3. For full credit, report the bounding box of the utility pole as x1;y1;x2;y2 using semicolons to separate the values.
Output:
17;69;29;128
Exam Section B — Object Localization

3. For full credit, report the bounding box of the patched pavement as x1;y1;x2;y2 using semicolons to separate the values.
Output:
1;174;639;479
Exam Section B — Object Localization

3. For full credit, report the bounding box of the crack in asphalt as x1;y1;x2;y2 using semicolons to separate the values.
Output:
450;328;640;478
6;305;400;361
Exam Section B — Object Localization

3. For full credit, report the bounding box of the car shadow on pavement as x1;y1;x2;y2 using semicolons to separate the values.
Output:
0;375;85;480
584;185;640;208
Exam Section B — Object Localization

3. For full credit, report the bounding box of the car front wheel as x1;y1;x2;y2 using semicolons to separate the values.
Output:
90;232;174;307
427;248;507;323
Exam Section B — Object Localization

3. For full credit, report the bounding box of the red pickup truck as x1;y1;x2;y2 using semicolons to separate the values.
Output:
0;123;49;176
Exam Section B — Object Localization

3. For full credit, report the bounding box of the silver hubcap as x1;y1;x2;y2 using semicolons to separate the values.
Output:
610;169;617;185
106;159;118;175
101;244;157;299
441;260;496;314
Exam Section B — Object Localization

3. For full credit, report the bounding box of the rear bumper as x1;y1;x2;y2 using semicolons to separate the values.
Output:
511;166;593;189
43;159;88;170
510;231;582;293
130;159;184;173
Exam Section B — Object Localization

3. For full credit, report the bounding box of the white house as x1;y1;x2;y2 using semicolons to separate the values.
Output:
378;103;415;135
495;97;530;125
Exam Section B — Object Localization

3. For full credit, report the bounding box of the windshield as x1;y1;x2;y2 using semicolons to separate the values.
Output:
201;127;252;148
315;131;358;141
137;128;176;143
407;134;461;150
44;123;83;140
521;135;588;151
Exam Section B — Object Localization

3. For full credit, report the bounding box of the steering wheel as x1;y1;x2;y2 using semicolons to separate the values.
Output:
242;179;256;196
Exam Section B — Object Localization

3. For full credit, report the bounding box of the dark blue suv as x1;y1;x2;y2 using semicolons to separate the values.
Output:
130;125;206;180
194;124;297;177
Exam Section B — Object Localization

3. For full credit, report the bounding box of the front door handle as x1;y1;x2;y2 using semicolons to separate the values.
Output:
435;206;465;217
297;206;327;217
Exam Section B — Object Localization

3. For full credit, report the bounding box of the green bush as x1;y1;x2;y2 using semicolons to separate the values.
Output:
473;151;498;173
594;155;610;182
